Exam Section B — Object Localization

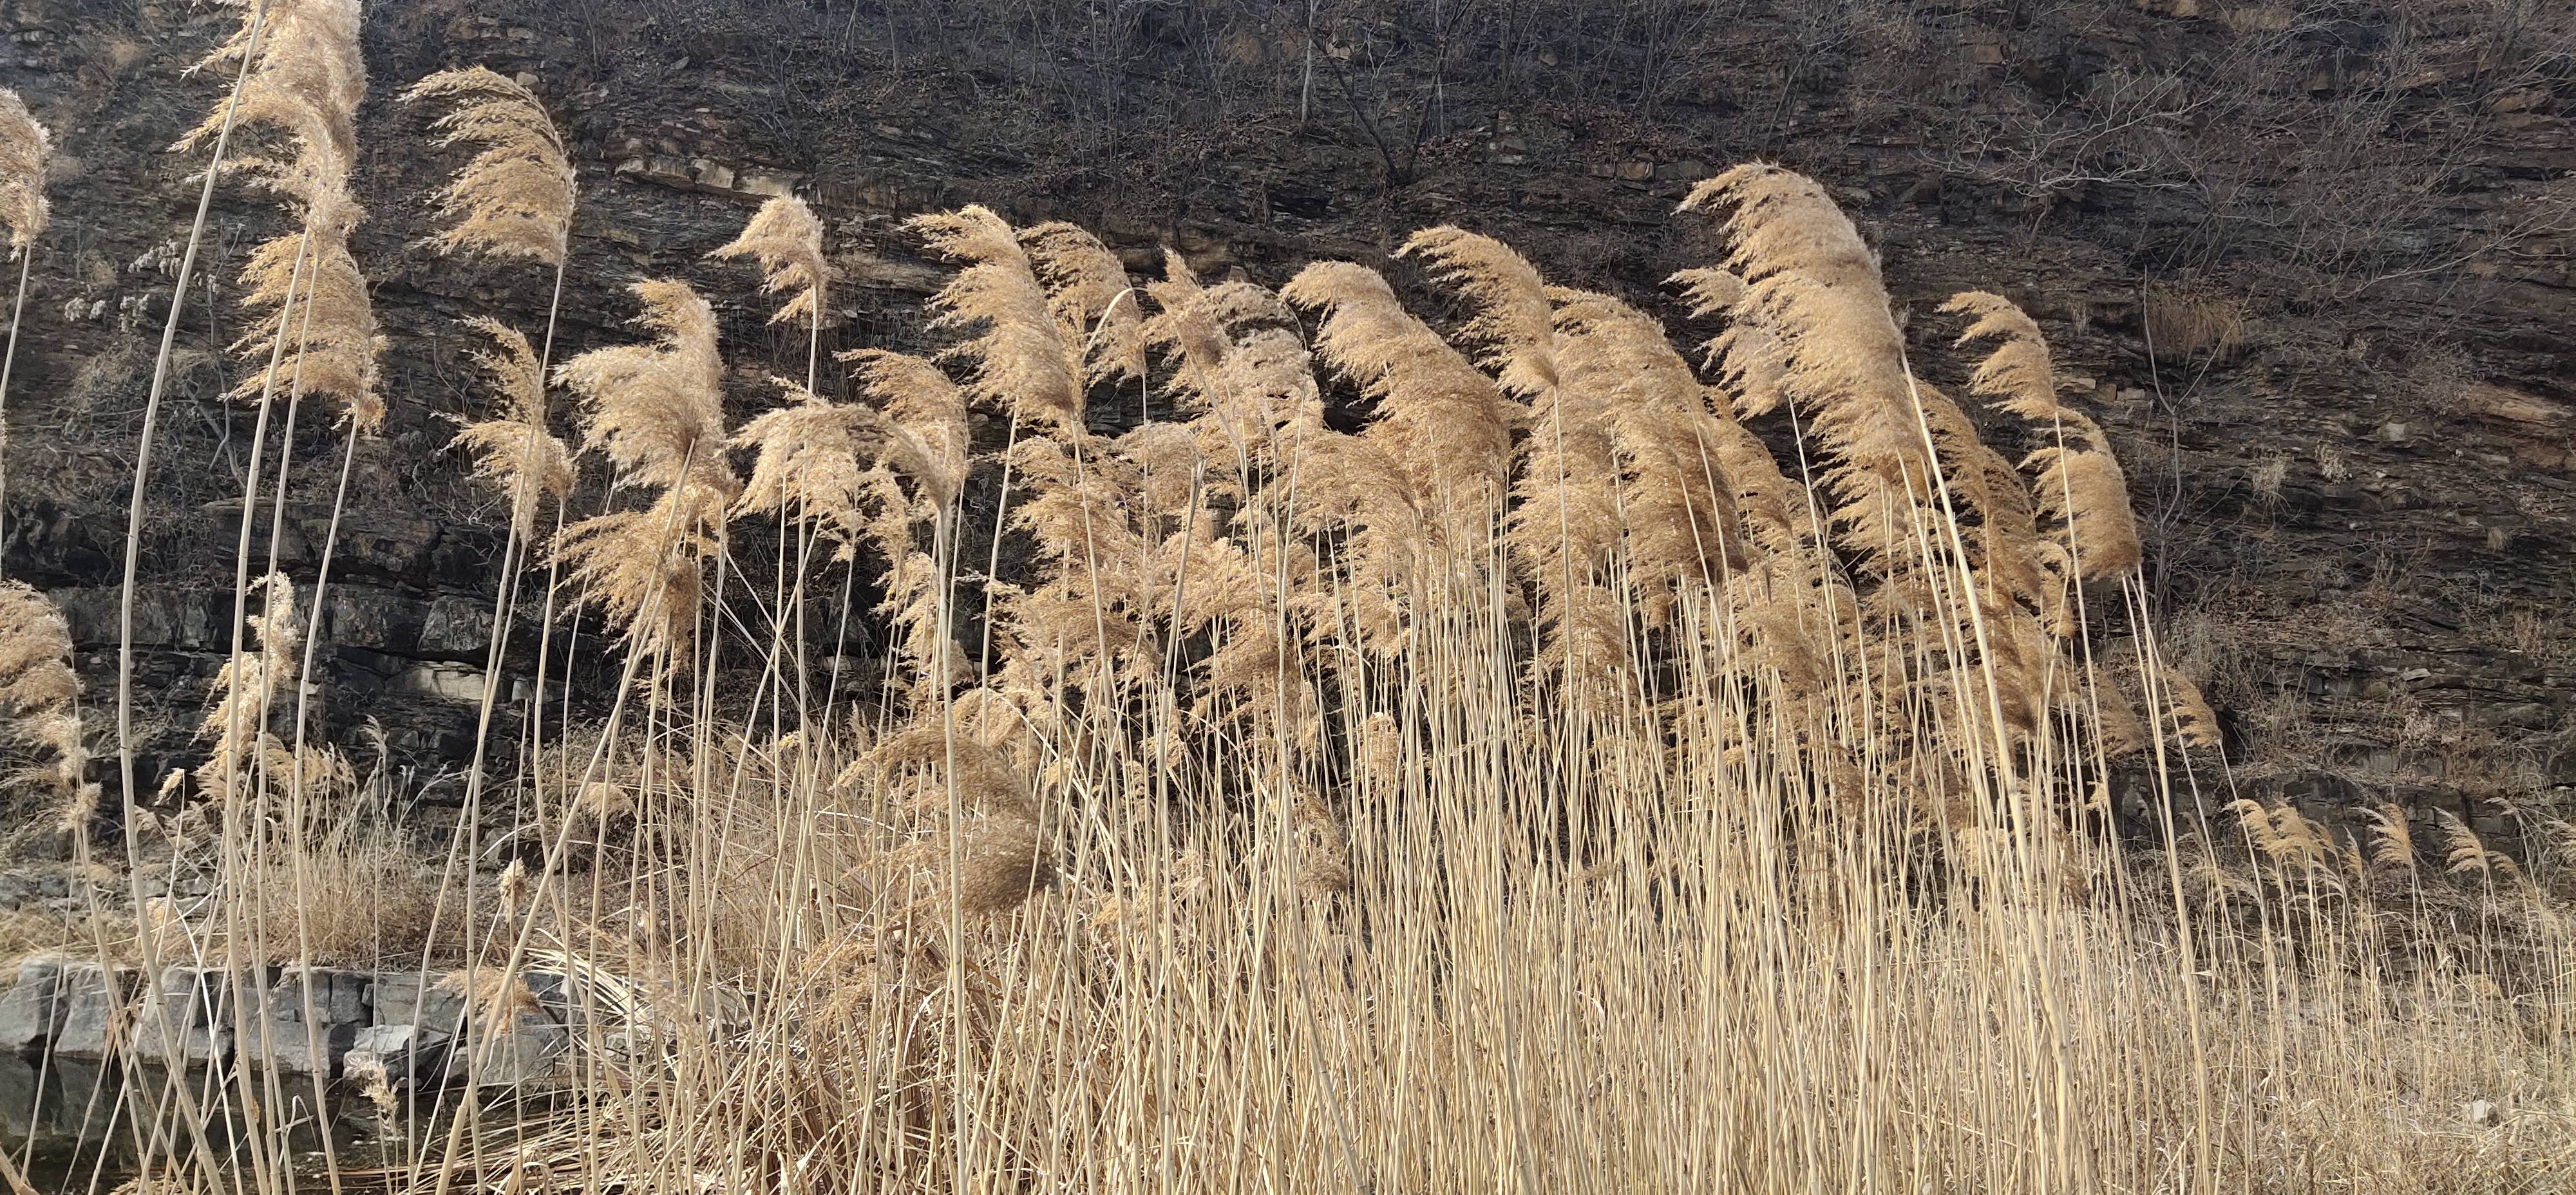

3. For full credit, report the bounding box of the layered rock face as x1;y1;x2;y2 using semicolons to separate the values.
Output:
0;0;2568;841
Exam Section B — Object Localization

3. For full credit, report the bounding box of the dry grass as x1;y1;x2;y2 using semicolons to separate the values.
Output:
2145;280;2249;361
219;836;449;968
15;15;2564;1190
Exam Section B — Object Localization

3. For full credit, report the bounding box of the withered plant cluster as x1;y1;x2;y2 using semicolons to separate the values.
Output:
0;88;52;552
0;12;2564;1195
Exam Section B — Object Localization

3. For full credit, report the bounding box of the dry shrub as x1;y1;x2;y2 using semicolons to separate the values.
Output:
229;832;448;966
0;903;126;974
2145;280;2248;359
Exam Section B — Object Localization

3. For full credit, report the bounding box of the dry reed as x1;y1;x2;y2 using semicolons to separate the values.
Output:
0;89;51;559
401;67;576;266
26;45;2564;1194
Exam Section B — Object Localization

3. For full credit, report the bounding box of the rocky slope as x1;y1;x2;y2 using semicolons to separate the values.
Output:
1;0;2569;853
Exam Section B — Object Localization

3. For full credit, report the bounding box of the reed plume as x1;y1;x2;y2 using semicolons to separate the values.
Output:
1550;288;1754;621
182;0;366;165
401;66;577;266
732;352;968;681
943;816;1056;914
0;89;48;256
1911;381;2049;615
551;496;721;672
0;581;78;744
554;279;739;667
866;813;1055;921
1944;291;2145;581
0;581;91;827
1144;252;1325;478
200;572;301;741
2363;804;2418;875
558;279;735;499
1400;231;1605;593
190;0;382;432
998;433;1154;680
1134;259;1327;738
1678;165;1929;574
1023;221;1144;382
195;572;301;796
2434;811;2501;880
731;385;888;558
712;195;829;326
1397;227;1558;400
227;179;383;431
1278;260;1518;651
2165;670;2222;749
862;723;1037;824
1283;260;1516;513
448;317;576;536
842;349;971;512
911;205;1086;435
0;89;50;561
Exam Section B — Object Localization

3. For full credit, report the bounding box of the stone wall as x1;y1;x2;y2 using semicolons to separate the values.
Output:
0;954;581;1086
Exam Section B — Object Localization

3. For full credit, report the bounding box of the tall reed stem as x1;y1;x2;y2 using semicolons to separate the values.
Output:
0;249;32;562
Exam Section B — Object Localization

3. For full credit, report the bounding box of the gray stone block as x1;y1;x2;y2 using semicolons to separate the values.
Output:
0;1051;118;1148
522;969;593;1033
243;967;368;1075
0;957;66;1053
367;969;588;1089
369;972;468;1037
50;963;137;1059
451;1013;568;1089
129;965;261;1067
343;1022;450;1089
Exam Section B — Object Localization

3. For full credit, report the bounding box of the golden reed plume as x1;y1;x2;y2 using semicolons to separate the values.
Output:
910;205;1087;435
0;89;50;256
0;581;91;828
1944;291;2145;581
713;195;830;326
553;279;739;668
191;0;382;433
557;279;734;498
448;317;576;536
401;66;577;266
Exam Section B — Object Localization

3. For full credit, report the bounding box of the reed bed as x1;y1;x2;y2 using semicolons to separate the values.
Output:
0;6;2564;1193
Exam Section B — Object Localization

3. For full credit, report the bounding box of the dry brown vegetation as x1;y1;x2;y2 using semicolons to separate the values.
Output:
0;3;2565;1194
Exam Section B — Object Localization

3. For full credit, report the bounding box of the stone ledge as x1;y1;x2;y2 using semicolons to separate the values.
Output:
0;959;600;1089
613;155;804;202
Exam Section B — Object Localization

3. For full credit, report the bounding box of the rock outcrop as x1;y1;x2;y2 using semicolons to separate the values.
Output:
0;955;578;1086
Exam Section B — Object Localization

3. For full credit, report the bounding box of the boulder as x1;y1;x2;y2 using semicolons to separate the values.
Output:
370;972;468;1038
522;969;596;1033
0;957;66;1052
397;664;489;703
129;966;261;1067
343;1022;449;1090
0;1051;118;1148
50;964;138;1059
243;968;368;1075
451;1013;568;1089
737;167;800;198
